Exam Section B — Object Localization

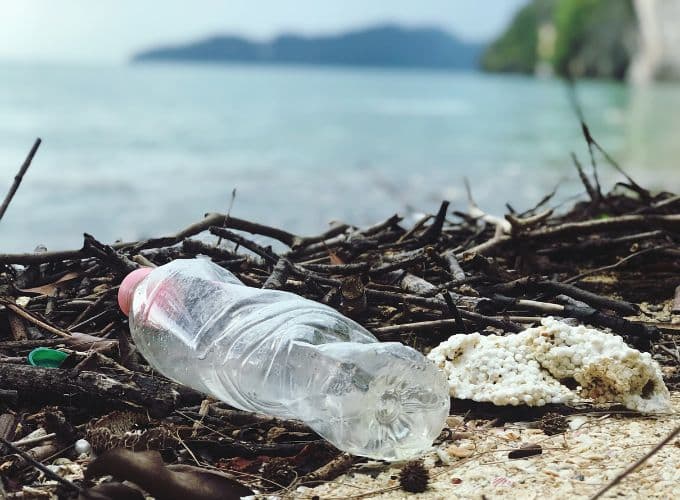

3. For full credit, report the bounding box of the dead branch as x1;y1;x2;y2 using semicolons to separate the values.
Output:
0;138;41;222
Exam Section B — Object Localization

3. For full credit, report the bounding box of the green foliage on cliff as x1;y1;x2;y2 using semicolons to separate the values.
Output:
553;0;636;79
481;2;538;74
483;0;638;80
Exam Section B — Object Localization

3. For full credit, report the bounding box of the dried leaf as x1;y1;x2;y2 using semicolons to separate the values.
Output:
328;249;345;265
65;332;118;353
19;272;81;296
217;456;263;474
86;449;253;500
167;464;255;496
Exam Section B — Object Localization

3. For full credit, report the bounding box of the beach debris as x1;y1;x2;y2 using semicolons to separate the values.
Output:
428;317;671;412
261;457;297;490
79;482;144;500
84;448;254;500
539;413;569;436
447;444;475;459
492;476;515;487
508;443;542;459
27;347;68;368
0;138;41;222
75;439;92;456
64;332;118;353
1;148;679;496
399;459;430;493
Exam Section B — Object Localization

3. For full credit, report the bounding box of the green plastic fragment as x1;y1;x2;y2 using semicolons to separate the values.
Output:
27;347;68;368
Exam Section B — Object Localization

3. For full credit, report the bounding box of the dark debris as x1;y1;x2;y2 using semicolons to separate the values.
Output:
0;182;679;497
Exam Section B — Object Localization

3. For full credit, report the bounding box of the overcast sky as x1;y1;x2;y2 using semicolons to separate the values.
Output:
0;0;527;63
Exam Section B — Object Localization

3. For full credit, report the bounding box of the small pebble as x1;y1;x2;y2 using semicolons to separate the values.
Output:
436;447;452;465
74;439;91;455
447;445;474;458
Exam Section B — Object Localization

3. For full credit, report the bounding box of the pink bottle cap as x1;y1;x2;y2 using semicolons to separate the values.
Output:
118;267;154;316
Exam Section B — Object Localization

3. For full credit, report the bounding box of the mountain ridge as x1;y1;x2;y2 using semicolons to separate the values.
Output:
132;24;483;70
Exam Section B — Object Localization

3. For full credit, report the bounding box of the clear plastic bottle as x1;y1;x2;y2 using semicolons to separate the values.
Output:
118;258;449;460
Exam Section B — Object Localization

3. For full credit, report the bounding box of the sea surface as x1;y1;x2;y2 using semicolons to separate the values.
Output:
1;62;680;253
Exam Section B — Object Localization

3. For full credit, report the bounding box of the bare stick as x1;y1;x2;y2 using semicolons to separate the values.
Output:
571;152;600;204
137;212;301;250
458;234;510;258
209;226;280;264
488;278;638;315
216;187;237;246
0;138;41;221
524;215;680;243
0;298;71;338
0;212;298;264
563;244;672;284
590;426;680;500
11;432;57;448
420;200;449;243
567;83;603;198
518;183;559;217
568;82;650;202
262;257;293;289
298;452;356;485
441;291;467;333
0;248;85;265
374;318;465;335
442;249;466;281
83;232;139;273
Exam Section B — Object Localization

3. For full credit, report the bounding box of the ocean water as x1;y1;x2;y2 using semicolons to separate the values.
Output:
1;62;680;253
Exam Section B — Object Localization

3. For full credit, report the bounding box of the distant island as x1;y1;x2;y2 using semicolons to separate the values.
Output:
132;24;483;70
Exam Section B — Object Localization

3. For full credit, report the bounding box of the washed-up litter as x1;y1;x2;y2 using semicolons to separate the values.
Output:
1;137;679;498
118;258;449;461
428;317;671;412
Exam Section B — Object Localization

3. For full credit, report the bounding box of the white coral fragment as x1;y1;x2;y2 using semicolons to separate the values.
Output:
427;317;671;413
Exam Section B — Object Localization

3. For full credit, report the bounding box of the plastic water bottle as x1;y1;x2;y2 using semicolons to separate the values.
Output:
118;258;449;460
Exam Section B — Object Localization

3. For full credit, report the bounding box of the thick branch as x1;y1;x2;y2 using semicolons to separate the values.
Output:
523;215;680;243
209;226;280;263
0;363;201;416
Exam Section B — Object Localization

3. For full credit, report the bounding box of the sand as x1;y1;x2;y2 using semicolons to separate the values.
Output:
294;394;679;500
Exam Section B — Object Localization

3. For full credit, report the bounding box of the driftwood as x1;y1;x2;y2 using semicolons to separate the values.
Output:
0;363;202;416
1;141;679;495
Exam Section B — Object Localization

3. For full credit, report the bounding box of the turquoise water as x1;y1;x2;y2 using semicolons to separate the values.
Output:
1;62;679;252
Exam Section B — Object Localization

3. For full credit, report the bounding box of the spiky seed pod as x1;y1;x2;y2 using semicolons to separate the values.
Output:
540;412;568;436
399;460;429;493
261;458;296;490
